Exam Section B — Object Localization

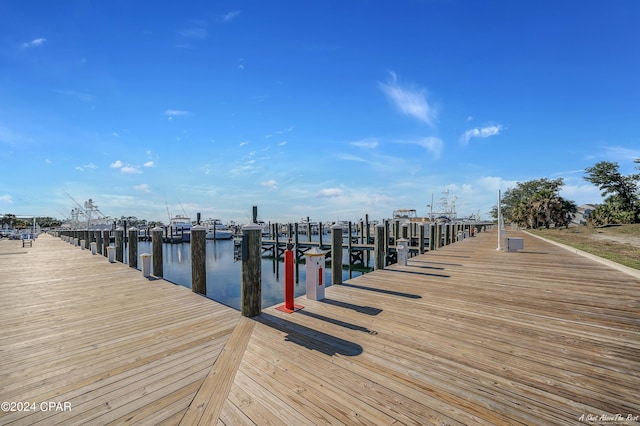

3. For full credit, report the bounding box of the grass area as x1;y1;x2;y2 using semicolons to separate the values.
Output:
528;224;640;270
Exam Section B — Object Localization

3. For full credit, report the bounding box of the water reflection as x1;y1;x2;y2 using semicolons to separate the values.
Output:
128;240;371;310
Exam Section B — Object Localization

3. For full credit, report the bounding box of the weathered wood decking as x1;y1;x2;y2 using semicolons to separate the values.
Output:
1;231;638;425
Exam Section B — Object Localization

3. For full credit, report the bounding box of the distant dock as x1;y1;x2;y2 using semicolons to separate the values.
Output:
1;230;638;424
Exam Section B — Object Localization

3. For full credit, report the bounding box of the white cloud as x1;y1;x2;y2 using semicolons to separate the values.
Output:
378;71;436;127
53;89;95;103
318;188;344;198
22;38;47;49
179;27;207;40
239;141;249;147
134;184;151;193
351;139;379;150
461;124;503;144
224;11;240;22
338;153;368;163
165;110;191;120
75;163;97;172
278;141;287;146
45;159;51;164
143;161;154;167
0;195;13;204
602;146;640;162
394;137;443;159
121;166;142;174
261;179;278;190
110;160;123;168
414;137;443;159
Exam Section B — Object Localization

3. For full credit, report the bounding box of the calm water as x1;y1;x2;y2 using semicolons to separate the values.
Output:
126;237;373;310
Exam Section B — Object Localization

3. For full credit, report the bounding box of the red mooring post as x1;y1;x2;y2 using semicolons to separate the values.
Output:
276;240;303;313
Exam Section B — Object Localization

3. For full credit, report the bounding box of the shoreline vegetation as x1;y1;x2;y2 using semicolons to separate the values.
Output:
528;224;640;271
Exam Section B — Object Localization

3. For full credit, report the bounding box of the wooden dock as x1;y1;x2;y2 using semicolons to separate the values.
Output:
1;230;638;425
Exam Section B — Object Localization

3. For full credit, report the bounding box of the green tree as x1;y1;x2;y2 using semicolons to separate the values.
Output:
584;160;640;224
494;178;577;229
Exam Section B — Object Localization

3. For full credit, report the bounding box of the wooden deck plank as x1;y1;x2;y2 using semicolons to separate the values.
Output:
180;316;256;425
0;234;241;425
2;228;639;425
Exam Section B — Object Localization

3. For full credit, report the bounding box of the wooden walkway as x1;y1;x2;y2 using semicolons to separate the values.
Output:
1;231;639;425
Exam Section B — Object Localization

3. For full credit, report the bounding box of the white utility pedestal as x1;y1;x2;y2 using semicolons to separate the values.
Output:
141;253;152;277
305;248;326;301
397;238;409;266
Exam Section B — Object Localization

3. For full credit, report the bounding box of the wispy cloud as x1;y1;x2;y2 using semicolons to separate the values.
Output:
22;38;47;49
224;11;241;22
111;160;142;174
378;71;436;127
338;153;368;163
121;166;142;174
239;141;249;147
394;137;443;159
179;27;207;40
165;109;191;121
0;124;31;146
265;126;293;138
602;146;640;162
317;188;344;198
461;124;502;144
75;163;97;172
0;195;13;204
134;183;151;193
351;138;379;150
53;89;94;103
261;179;278;190
143;161;155;167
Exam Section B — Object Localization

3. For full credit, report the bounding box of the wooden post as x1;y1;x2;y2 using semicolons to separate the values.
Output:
102;230;110;257
307;217;311;242
331;224;343;285
95;230;103;256
374;223;385;270
419;223;426;254
318;222;323;247
401;223;408;239
444;224;450;246
191;225;206;295
128;227;138;268
429;223;436;251
252;205;258;223
365;214;370;244
347;221;353;265
152;226;163;278
274;223;280;260
241;224;262;317
115;228;124;263
383;219;390;265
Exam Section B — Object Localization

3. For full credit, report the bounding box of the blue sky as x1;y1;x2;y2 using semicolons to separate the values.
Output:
1;1;639;224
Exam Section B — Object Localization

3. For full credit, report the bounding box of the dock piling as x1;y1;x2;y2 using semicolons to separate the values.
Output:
241;224;262;317
128;228;138;268
331;224;343;285
115;228;124;263
374;223;385;270
191;225;207;295
151;227;163;278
